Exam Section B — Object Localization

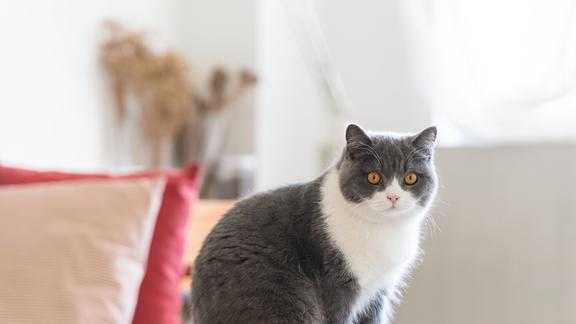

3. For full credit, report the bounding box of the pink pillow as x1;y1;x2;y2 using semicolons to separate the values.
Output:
0;178;166;323
0;165;201;324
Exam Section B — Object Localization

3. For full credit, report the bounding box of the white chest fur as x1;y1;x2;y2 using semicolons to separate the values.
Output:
321;170;425;322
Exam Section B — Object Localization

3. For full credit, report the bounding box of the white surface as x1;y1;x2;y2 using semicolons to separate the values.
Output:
175;0;256;156
255;0;433;190
313;0;432;133
401;0;576;144
0;0;180;169
255;0;331;190
0;0;256;169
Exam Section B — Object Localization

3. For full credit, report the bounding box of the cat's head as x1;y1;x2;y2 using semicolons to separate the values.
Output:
336;124;438;220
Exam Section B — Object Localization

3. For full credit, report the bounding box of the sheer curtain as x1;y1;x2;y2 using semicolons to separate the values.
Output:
401;0;576;145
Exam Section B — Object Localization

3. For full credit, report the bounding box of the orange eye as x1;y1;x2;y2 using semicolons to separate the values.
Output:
404;172;418;185
367;172;382;185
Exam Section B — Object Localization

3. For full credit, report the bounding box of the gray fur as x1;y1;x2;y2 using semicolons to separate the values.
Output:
191;125;438;324
339;126;437;205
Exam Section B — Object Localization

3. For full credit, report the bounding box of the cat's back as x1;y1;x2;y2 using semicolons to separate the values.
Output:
191;179;327;323
214;178;321;235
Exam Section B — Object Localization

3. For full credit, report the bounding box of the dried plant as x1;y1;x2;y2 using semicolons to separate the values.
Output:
183;67;257;197
101;21;258;197
101;20;194;166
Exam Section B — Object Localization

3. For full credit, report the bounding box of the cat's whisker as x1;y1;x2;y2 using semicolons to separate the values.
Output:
423;214;441;240
405;146;430;165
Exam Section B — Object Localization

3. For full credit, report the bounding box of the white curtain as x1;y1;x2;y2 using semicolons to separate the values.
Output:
401;0;576;145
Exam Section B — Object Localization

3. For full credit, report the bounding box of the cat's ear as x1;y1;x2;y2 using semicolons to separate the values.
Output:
412;126;437;147
345;124;372;160
346;124;371;146
411;126;437;155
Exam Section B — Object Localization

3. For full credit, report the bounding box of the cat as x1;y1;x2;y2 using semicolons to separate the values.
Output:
191;124;438;324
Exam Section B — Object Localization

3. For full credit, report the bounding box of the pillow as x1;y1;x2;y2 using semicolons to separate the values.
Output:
0;178;165;324
0;165;201;324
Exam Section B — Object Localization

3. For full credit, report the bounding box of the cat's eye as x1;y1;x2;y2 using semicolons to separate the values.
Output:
404;172;418;185
367;172;382;185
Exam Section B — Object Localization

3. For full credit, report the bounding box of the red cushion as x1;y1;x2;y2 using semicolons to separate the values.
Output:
0;164;202;324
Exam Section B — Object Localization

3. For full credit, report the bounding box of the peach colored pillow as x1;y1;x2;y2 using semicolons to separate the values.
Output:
0;178;165;324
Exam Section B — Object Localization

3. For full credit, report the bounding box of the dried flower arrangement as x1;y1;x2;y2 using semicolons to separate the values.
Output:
101;21;193;166
100;21;257;195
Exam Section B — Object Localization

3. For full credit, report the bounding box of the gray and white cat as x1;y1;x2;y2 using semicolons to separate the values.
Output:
192;124;438;324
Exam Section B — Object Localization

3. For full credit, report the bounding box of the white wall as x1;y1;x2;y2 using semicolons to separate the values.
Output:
0;0;429;177
0;0;182;169
175;0;256;156
314;0;432;133
255;0;331;190
0;0;256;170
255;0;434;190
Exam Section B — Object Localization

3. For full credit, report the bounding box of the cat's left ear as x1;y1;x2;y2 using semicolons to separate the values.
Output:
411;126;437;155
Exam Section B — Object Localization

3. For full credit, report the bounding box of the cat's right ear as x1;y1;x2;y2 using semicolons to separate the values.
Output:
346;124;371;145
345;124;372;160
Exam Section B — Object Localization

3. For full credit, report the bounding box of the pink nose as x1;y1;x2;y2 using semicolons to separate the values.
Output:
387;194;400;203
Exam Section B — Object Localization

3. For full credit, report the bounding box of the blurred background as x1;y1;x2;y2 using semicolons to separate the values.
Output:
1;0;575;323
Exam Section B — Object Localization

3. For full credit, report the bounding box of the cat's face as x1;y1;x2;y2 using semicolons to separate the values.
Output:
337;124;438;220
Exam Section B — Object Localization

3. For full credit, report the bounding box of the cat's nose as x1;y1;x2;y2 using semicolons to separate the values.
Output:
387;194;400;203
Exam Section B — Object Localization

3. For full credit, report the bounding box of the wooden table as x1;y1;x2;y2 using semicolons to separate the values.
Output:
181;199;235;291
